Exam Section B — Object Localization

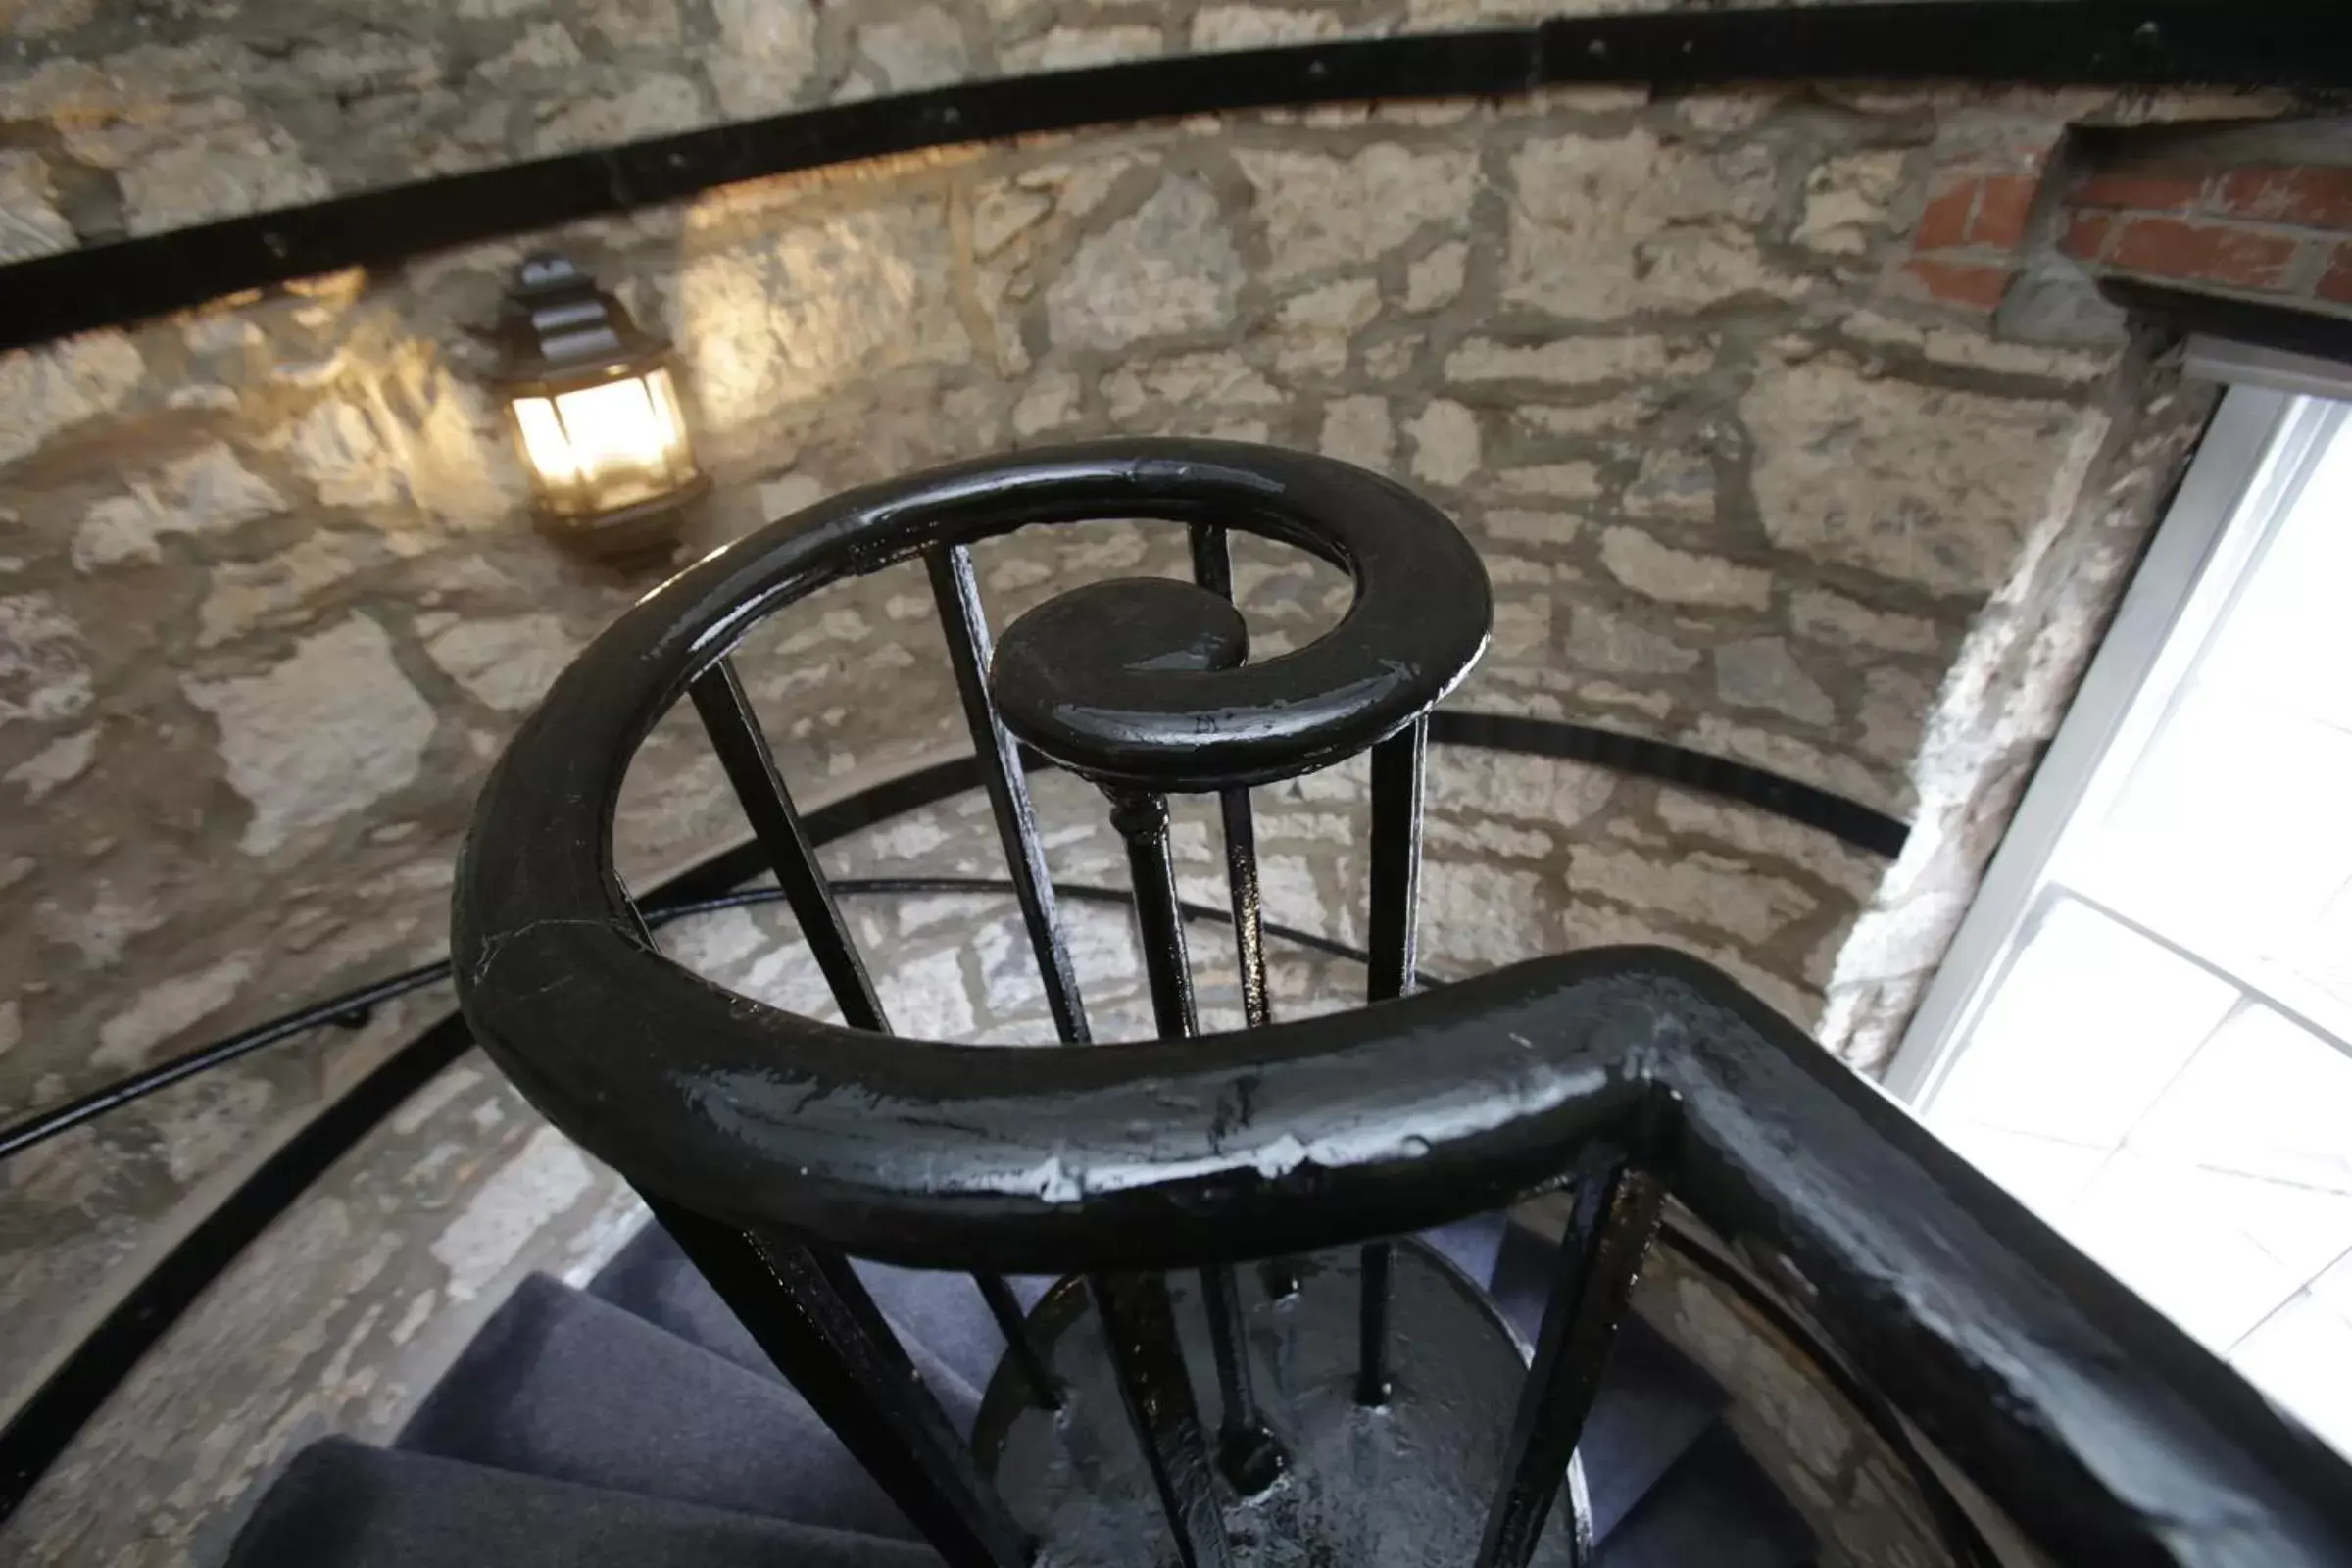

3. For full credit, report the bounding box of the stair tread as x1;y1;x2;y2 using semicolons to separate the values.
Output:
395;1273;940;1537
589;1224;1053;1395
225;1437;943;1568
1491;1220;1731;1542
1594;1424;1817;1568
586;1215;1725;1547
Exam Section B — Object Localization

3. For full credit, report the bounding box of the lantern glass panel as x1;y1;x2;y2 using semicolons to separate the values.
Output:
514;367;695;517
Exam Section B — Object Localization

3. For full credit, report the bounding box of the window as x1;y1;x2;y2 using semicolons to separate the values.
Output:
1891;374;2352;1457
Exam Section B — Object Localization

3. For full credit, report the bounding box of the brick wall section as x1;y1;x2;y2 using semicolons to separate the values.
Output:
2060;162;2352;313
1901;144;2059;313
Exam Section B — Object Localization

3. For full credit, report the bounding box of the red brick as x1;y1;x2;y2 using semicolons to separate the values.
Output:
2061;210;2115;262
2069;172;2208;213
1905;257;2015;311
2210;166;2352;230
2109;217;2299;290
1914;180;1977;252
2319;243;2352;308
1969;174;2038;249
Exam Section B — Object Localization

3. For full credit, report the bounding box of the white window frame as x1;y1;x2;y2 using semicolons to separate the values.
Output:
1885;352;2352;1108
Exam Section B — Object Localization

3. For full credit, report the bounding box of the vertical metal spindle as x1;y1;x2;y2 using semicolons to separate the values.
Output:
689;657;1054;1407
1106;789;1284;1494
926;544;1092;1046
1093;1271;1240;1568
1472;1149;1666;1568
975;1273;1060;1412
652;1200;1032;1568
1188;525;1298;1301
1357;716;1429;1405
1186;525;1276;1038
689;658;886;1031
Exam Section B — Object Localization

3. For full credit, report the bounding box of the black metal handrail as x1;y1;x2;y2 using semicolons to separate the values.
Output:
449;437;2352;1567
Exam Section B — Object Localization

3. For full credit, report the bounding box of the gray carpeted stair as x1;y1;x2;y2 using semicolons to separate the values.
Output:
226;1216;1814;1567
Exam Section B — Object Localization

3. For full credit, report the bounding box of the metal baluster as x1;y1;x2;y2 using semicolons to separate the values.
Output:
1093;1271;1239;1568
926;545;1086;1407
689;658;886;1031
1187;524;1299;1302
1473;1149;1666;1568
1357;716;1429;1405
975;1273;1060;1413
926;545;1092;1046
1106;789;1285;1494
690;658;1054;1407
651;1200;1032;1568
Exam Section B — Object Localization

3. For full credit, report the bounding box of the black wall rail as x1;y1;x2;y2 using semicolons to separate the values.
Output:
2;2;2346;351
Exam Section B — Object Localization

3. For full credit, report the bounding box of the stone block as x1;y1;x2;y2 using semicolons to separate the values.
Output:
1002;25;1163;73
1622;447;1715;521
0;332;145;468
181;615;437;854
74;445;288;572
1788;587;1945;656
1047;177;1244;350
1318;395;1394;471
1742;355;2091;597
1446;334;1703;386
1403;241;1469;313
0;593;91;727
1793;149;1908;255
1191;6;1343;49
424;614;583;713
94;956;254;1072
1562;604;1698;676
199;534;383;648
1406;399;1481;487
705;0;817;119
1714;636;1836;727
1567;843;1818;945
1598;528;1771;609
1506;129;1794;317
857;8;969;93
1102;351;1280;422
1238;144;1478;280
0;151;73;262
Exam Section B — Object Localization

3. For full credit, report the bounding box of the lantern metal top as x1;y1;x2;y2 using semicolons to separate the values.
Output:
490;253;670;394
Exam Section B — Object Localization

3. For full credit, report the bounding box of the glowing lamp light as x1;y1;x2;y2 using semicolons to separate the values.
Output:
491;253;709;564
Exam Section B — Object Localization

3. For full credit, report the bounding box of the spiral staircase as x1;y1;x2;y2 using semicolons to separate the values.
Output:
226;1218;1810;1566
172;440;2351;1568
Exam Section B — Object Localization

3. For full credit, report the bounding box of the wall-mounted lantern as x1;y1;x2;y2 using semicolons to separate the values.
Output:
490;253;708;564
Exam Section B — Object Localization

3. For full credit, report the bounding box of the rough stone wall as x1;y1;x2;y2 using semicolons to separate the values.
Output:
0;767;1886;1567
0;4;2282;1462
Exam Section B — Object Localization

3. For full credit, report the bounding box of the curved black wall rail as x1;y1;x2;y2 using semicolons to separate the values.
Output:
0;715;1901;1525
2;3;2345;351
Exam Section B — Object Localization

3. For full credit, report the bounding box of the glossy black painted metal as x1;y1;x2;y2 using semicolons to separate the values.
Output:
926;545;1092;1047
689;658;887;1032
1185;524;1276;1039
978;1244;1577;1566
8;7;2350;352
1090;1272;1238;1568
652;1202;1031;1568
1357;716;1430;1406
975;1273;1061;1412
1475;1149;1663;1568
449;437;2352;1567
1188;523;1297;1304
689;655;1039;1384
1103;786;1284;1495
